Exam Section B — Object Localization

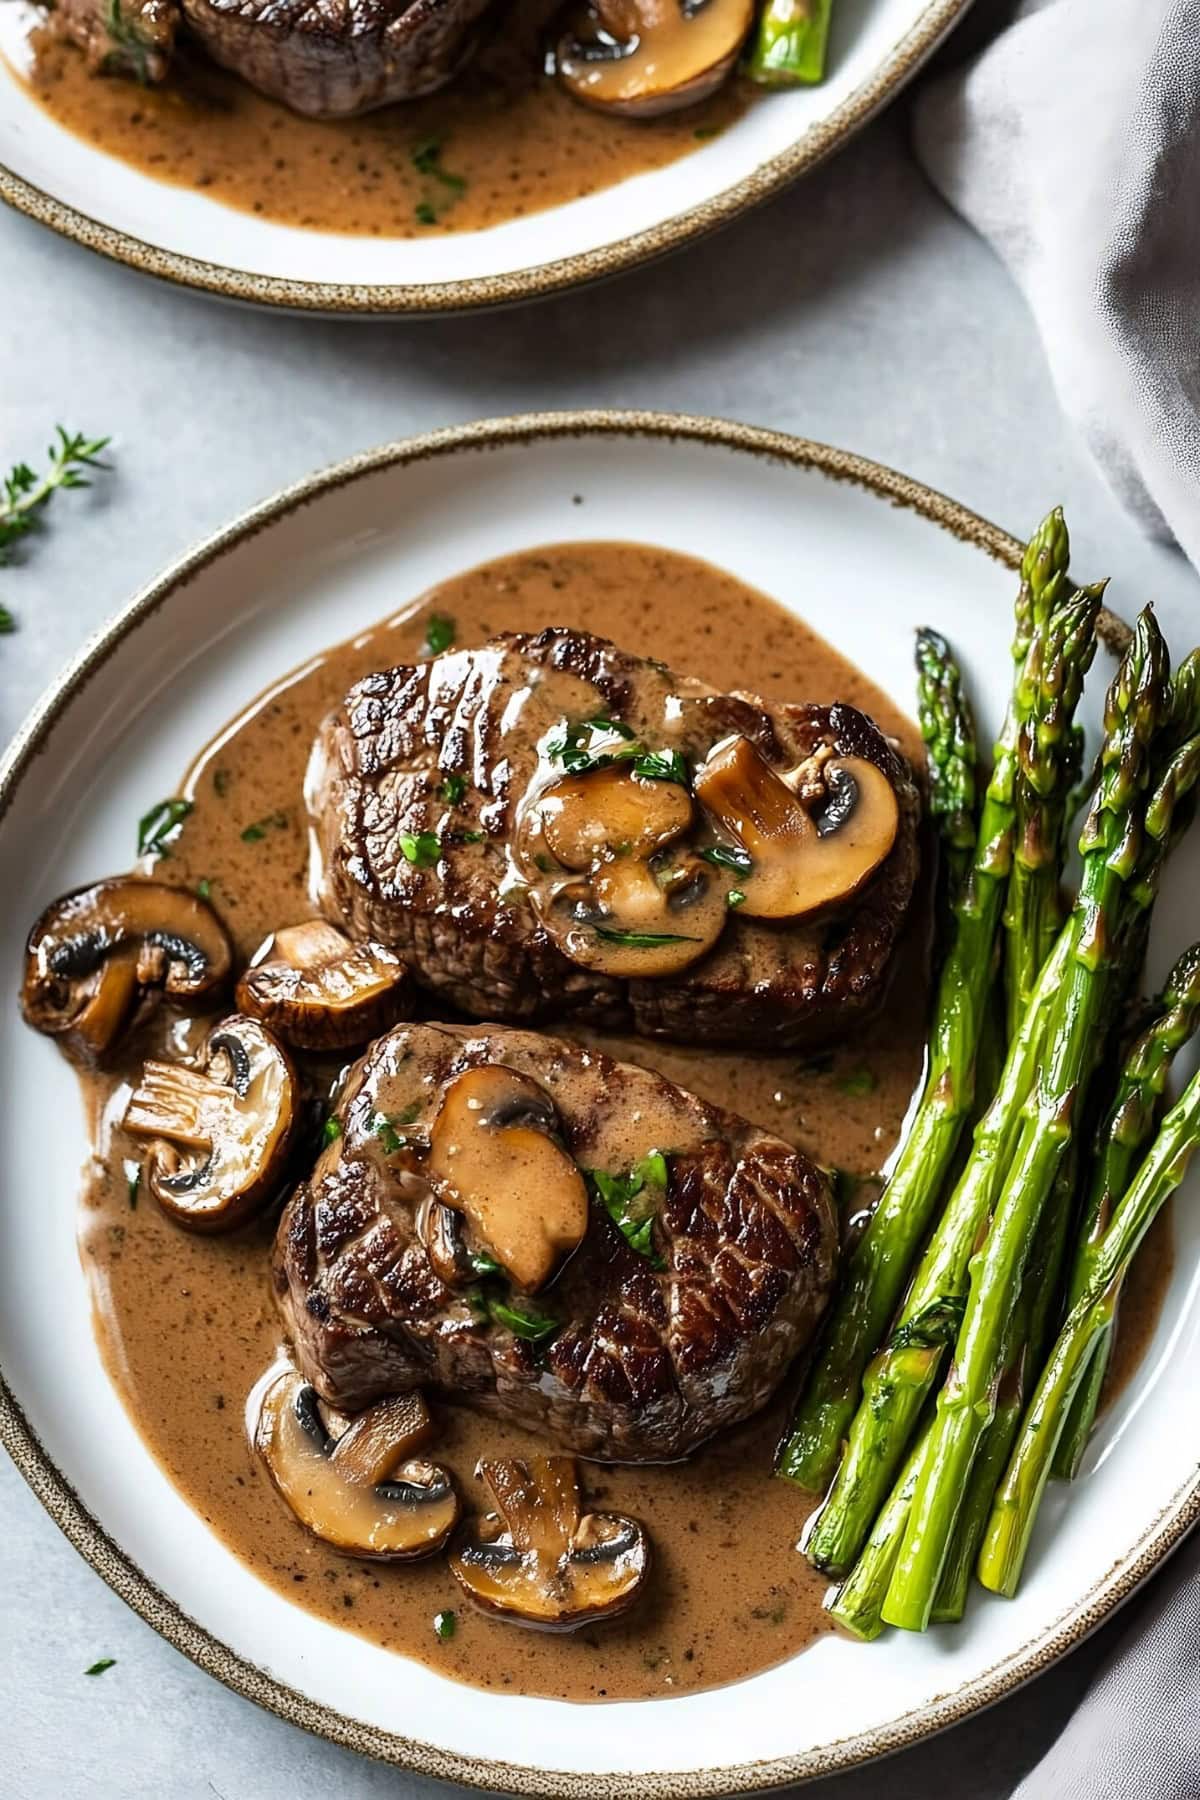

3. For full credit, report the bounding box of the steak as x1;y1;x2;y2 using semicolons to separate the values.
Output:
308;629;921;1049
273;1022;838;1461
180;0;494;115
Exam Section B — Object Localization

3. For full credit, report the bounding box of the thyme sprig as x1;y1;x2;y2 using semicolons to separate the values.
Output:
1;428;111;635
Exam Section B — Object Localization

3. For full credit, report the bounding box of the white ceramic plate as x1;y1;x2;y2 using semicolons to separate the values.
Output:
0;0;970;313
1;413;1196;1796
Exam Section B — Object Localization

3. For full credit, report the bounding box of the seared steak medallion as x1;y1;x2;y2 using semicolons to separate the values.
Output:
274;1022;838;1460
308;629;921;1048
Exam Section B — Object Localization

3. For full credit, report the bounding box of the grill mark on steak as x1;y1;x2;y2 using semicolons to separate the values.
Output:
308;628;921;1048
273;1022;838;1460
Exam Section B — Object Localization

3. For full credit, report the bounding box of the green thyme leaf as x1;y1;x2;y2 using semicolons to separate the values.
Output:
486;1295;559;1343
423;612;456;655
372;1103;420;1154
594;927;699;949
322;1117;342;1146
1;426;111;572
84;1658;116;1676
433;1610;456;1640
699;844;753;874
414;202;438;227
240;810;288;844
138;797;192;857
411;139;467;193
0;605;14;634
469;1250;502;1278
399;830;442;868
439;773;467;805
633;748;688;786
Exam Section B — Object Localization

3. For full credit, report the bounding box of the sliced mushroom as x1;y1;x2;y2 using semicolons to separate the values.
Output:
256;1370;458;1560
427;1066;589;1292
21;878;232;1065
236;920;410;1051
557;0;754;117
694;736;900;921
123;1014;297;1232
450;1456;650;1630
525;765;728;978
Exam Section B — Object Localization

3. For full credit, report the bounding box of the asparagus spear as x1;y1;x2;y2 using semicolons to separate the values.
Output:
979;1066;1200;1596
1052;941;1200;1478
1003;582;1108;1038
804;591;1098;1569
916;627;978;899
881;609;1172;1633
745;0;833;86
931;1158;1073;1622
776;516;1071;1495
826;1421;934;1642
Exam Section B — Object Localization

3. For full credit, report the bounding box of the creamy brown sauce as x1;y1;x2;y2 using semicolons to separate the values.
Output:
13;28;749;236
69;542;1173;1700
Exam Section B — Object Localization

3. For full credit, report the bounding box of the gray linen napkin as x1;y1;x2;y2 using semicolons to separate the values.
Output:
912;0;1200;569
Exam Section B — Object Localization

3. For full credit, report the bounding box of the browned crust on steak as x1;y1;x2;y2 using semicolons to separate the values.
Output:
309;630;921;1049
180;0;494;115
273;1022;838;1460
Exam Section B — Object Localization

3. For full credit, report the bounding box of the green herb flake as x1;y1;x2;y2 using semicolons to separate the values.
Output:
423;612;456;656
103;0;154;81
469;1250;502;1278
439;773;467;805
240;810;288;844
411;138;467;193
1;427;111;577
414;201;438;226
587;1154;668;1267
322;1117;342;1146
727;889;746;909
196;877;212;900
0;605;14;635
839;1068;877;1097
372;1103;420;1154
595;926;699;949
433;1610;457;1641
84;1658;116;1676
447;829;485;846
633;748;689;787
399;830;442;869
699;843;752;874
486;1295;560;1343
213;767;230;798
137;797;192;857
547;717;643;775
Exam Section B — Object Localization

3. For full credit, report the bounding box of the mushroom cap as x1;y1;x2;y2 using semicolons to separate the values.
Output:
123;1013;297;1233
427;1065;589;1292
450;1456;650;1630
256;1370;459;1561
557;0;754;119
695;738;900;921
236;919;411;1051
21;877;232;1065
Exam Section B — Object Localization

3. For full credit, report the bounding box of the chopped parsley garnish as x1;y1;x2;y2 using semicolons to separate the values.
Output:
446;829;484;845
196;877;212;900
469;1250;502;1278
415;201;438;227
137;797;192;857
322;1117;342;1146
727;889;746;909
486;1295;560;1343
373;1104;420;1154
422;612;456;655
240;810;288;844
84;1658;116;1676
587;1153;668;1266
412;139;466;193
439;773;467;805
699;844;753;875
595;927;699;949
547;717;643;775
632;748;688;787
839;1068;877;1097
433;1610;456;1640
399;830;442;868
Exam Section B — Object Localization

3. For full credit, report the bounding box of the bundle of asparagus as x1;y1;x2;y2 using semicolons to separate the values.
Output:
776;512;1200;1637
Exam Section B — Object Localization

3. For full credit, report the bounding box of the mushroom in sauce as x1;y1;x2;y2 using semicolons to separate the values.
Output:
256;1371;459;1560
557;0;754;118
427;1066;589;1293
525;757;729;978
236;919;410;1050
450;1456;650;1630
21;878;232;1065
694;735;900;920
123;1014;297;1232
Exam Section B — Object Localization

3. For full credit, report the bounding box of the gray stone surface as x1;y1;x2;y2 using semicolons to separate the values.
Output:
1;91;1196;1800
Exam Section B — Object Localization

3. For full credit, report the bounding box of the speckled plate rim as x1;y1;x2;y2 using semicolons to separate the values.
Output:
0;409;1190;1797
0;0;970;315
